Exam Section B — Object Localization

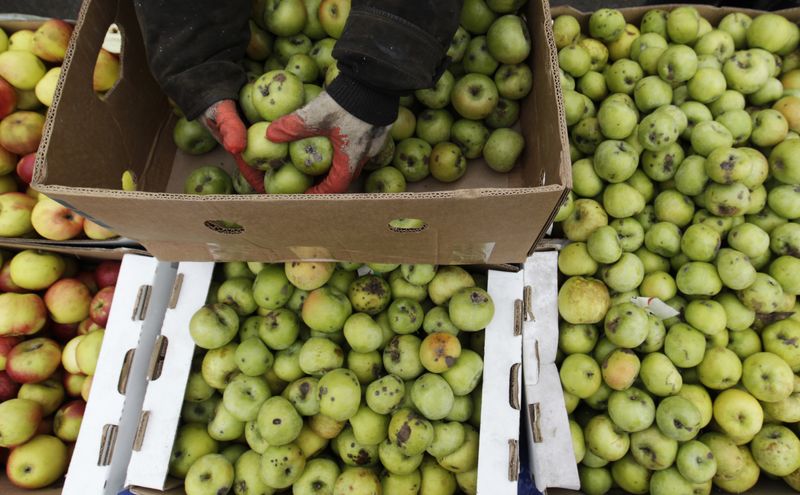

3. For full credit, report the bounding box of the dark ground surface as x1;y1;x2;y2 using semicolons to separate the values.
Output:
3;0;797;19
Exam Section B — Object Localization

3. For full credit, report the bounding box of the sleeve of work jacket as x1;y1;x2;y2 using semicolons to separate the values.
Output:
132;0;250;120
328;0;462;126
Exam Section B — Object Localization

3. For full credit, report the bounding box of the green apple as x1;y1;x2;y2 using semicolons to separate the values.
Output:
559;44;591;78
713;388;763;445
742;351;794;403
630;425;678;470
640;352;682;396
183;166;233;195
597;101;638;140
173;118;217;155
666;7;700;44
189;304;239;350
252;70;304;121
486;15;530;64
558;276;610;325
657;45;697;83
559;353;601;399
585;414;630;462
723;50;770;95
463;36;499;75
750;424;800;477
482;128;523;173
415;71;455;110
607;387;655;433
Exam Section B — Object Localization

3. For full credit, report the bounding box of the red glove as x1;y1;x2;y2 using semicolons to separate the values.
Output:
267;92;391;194
202;99;266;191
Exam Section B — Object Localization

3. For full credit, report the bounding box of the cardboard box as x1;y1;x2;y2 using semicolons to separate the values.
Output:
61;254;177;495
125;262;525;493
33;0;570;265
0;245;171;494
0;16;136;249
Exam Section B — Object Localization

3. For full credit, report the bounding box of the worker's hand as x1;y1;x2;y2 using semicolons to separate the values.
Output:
200;99;247;155
267;92;391;194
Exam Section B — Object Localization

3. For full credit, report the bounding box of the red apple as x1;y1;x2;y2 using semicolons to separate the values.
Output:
53;400;85;442
76;318;102;335
0;370;20;400
62;372;85;398
94;261;121;289
31;196;84;241
89;286;114;327
0;293;47;337
0;111;45;155
5;338;61;383
0;261;23;293
50;322;78;343
15;153;35;184
0;77;16;120
75;271;98;295
44;278;92;325
0;336;22;370
35;416;53;435
31;20;73;63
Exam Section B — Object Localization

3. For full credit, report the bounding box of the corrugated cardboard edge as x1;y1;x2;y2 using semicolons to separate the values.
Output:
0;240;149;260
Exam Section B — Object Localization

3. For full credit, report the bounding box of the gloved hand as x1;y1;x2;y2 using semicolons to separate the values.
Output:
201;99;266;193
267;92;391;194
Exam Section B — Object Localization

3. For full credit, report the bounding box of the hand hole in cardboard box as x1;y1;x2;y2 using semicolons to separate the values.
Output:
93;24;123;101
204;220;245;235
388;218;427;233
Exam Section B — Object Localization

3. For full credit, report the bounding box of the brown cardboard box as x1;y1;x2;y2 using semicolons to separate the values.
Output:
0;16;137;249
32;0;571;264
537;7;800;494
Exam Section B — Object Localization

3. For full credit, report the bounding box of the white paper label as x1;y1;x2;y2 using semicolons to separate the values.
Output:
631;297;680;320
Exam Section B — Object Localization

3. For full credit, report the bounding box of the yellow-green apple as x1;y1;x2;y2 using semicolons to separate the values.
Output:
0;191;35;237
0;335;21;370
0;146;16;175
60;335;82;374
6;434;68;489
53;399;85;442
0;77;16;120
77;318;102;335
31;19;73;63
0;370;20;400
8;30;34;52
6;337;61;383
318;0;350;39
774;95;800;133
0;293;47;337
713;445;760;493
0;398;42;447
62;372;85;397
94;260;120;289
9;249;65;290
18;378;64;415
75;329;104;376
44;278;92;325
89;286;115;327
0;50;45;90
0;110;45;155
31;195;84;241
741;352;794;403
80;374;92;401
34;67;60;107
713;388;764;445
83;218;116;240
93;49;120;92
451;73;499;120
15;152;35;184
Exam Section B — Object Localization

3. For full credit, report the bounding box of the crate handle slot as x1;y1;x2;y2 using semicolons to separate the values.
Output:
508;439;520;482
133;411;150;452
117;348;135;395
97;424;118;466
132;284;152;321
509;362;521;410
529;402;543;443
513;299;523;336
169;273;184;309
523;285;534;321
147;336;168;380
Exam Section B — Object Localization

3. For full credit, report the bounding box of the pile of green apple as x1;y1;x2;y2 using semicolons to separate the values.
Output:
176;0;532;195
0;19;120;241
551;6;800;495
171;260;494;495
0;249;120;489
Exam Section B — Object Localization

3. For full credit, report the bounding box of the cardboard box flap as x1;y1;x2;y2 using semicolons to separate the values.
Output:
477;268;524;494
35;0;171;190
522;252;579;492
125;262;215;490
0;240;149;260
63;255;177;495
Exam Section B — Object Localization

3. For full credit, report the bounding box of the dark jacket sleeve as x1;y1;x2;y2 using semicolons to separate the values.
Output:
328;0;462;126
133;0;250;120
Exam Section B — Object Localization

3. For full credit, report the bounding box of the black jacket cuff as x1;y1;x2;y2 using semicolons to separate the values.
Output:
326;73;399;127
